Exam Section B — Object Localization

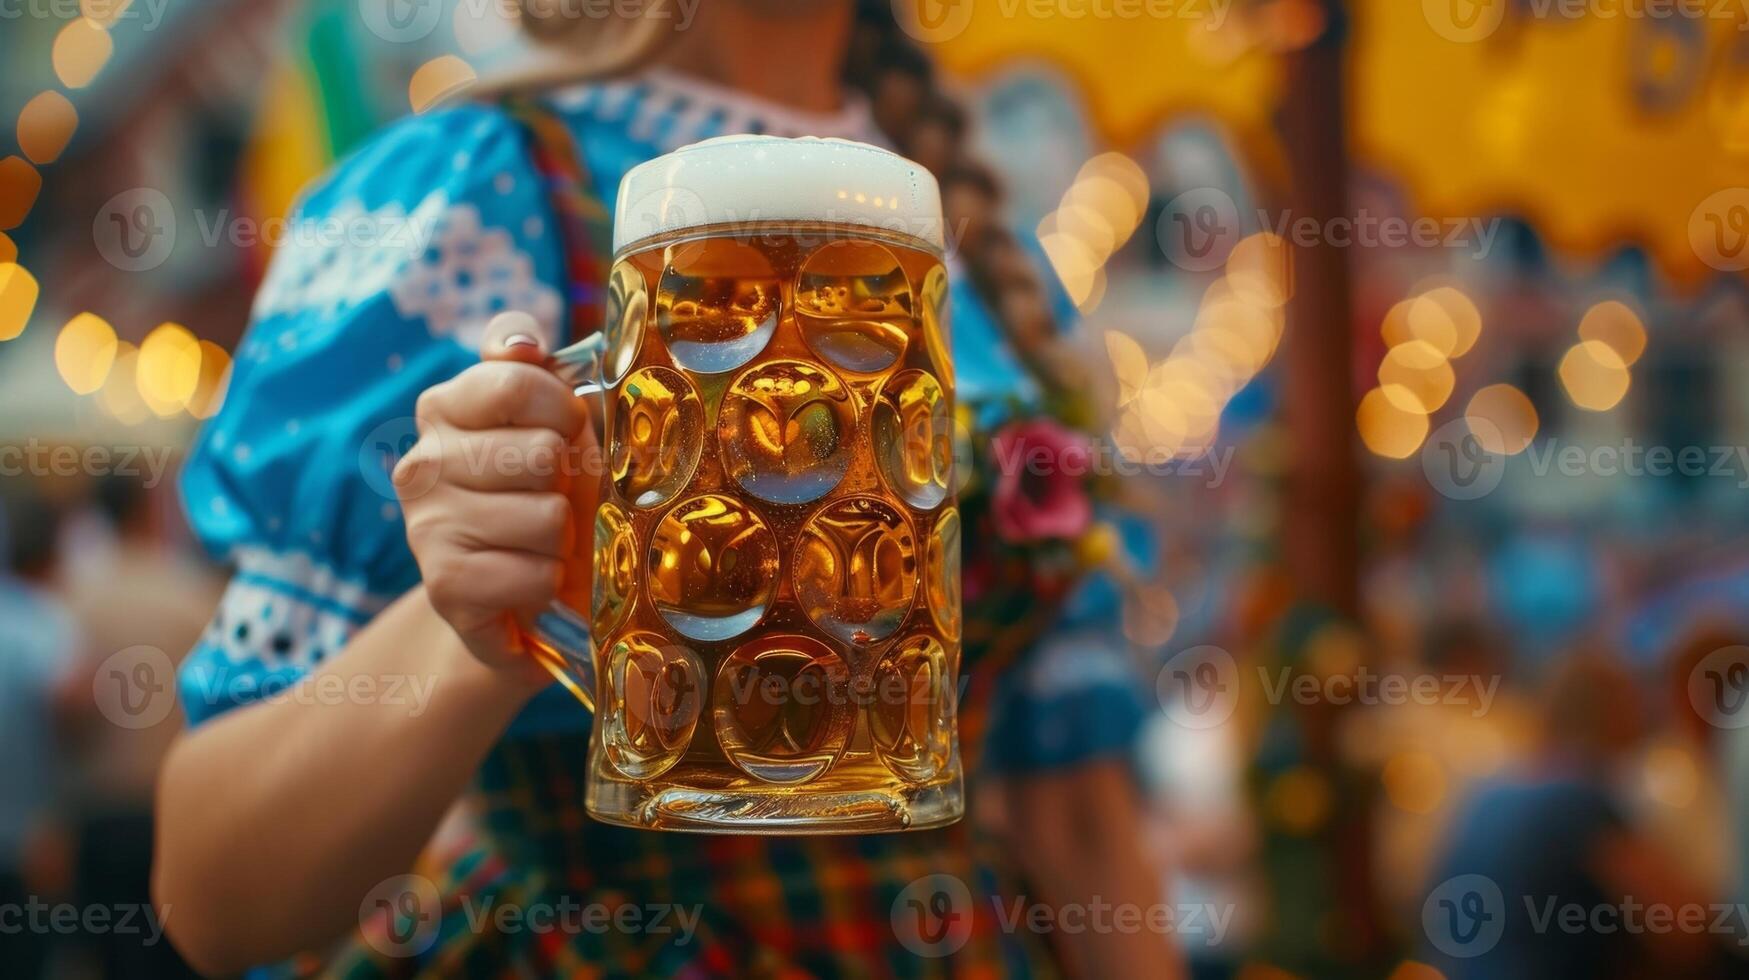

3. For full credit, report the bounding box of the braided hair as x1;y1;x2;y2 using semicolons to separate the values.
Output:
841;1;1086;407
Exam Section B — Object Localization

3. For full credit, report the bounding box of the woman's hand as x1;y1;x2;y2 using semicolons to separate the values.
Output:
394;311;596;680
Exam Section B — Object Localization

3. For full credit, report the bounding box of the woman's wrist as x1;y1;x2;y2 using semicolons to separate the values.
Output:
405;588;554;714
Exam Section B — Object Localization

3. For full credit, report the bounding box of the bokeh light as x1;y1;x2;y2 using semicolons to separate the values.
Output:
52;18;113;89
1377;340;1455;412
1357;385;1430;459
0;262;38;342
137;322;202;414
0;156;42;230
1558;339;1631;411
97;341;148;424
55;312;119;395
1040;152;1151;314
185;340;232;420
1076;152;1149;219
409;56;477;114
17;92;78;166
1413;286;1482;358
1576;299;1647;366
1104;330;1148;405
1225;232;1292;307
1465;383;1539;455
0;231;14;263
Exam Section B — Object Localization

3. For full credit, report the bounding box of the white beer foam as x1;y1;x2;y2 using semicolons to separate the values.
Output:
612;135;944;255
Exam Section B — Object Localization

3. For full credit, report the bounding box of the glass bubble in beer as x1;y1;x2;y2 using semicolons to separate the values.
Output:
528;136;962;833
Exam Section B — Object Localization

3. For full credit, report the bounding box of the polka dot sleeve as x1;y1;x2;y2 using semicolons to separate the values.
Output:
177;103;565;727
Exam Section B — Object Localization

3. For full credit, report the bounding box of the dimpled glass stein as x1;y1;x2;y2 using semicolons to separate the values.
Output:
527;136;963;833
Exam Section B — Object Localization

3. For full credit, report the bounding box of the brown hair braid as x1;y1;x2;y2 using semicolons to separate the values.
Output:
841;1;1088;410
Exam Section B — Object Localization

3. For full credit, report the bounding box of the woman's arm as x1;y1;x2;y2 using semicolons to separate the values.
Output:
1002;760;1187;980
153;587;542;975
155;318;591;975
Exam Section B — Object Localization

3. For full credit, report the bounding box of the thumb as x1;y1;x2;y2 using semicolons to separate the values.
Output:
480;311;552;366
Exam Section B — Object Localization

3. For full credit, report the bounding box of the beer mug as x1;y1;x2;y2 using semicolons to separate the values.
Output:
526;136;963;833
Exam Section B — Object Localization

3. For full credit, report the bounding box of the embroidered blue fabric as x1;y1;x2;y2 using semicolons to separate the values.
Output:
178;77;1147;771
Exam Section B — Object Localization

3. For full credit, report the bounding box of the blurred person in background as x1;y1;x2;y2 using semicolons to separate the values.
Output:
1354;618;1533;924
152;2;1177;977
1421;650;1739;979
0;489;79;980
1621;625;1743;910
56;474;214;979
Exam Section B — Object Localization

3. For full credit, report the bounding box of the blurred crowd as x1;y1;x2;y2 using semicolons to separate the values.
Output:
1;474;218;979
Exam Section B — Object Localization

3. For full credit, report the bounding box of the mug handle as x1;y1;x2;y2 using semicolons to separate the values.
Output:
519;332;610;712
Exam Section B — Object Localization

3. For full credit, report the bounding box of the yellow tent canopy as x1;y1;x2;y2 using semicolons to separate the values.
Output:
923;0;1747;285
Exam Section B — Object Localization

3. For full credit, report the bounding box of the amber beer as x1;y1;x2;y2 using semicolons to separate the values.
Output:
535;136;962;833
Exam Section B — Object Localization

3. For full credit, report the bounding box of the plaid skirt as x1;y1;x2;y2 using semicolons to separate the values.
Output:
321;733;1063;979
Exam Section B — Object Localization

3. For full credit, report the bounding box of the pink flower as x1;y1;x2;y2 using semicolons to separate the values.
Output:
990;420;1094;543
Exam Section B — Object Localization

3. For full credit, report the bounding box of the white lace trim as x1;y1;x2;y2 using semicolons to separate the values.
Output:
232;546;396;614
250;191;561;352
551;66;887;154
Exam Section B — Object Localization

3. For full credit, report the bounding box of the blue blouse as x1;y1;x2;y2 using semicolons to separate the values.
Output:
178;71;1145;769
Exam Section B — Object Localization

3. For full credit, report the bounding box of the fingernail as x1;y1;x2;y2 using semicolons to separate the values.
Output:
503;334;539;350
